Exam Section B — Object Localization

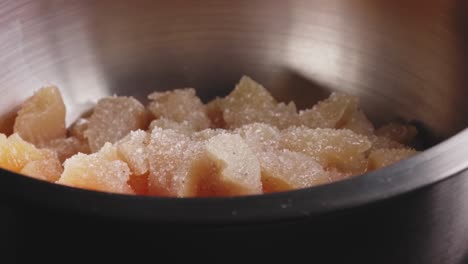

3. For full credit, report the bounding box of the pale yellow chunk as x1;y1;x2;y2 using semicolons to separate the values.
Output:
147;88;210;131
200;133;262;196
368;148;418;171
298;92;358;129
280;127;371;174
58;143;133;194
0;133;55;173
341;110;375;136
375;122;418;145
147;128;202;197
85;96;149;152
21;158;63;182
221;76;297;129
14;86;66;146
116;130;149;176
259;149;331;193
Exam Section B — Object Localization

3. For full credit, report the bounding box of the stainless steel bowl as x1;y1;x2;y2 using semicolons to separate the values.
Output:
1;1;468;263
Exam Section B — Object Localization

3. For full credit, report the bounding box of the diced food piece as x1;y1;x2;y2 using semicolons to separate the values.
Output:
14;86;66;146
58;143;133;194
197;133;262;196
21;158;63;182
148;118;194;135
205;97;226;128
0;133;56;173
236;123;281;153
147;128;202;197
221;76;297;129
280;127;371;174
259;149;331;193
85;96;149;152
116;130;149;176
368;148;418;170
340;110;375;136
375;122;418;145
298;93;358;129
147;88;210;131
45;137;90;163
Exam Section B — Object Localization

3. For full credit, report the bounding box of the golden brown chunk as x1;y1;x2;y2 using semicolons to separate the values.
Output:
368;148;418;170
297;93;358;129
85;96;149;152
280;127;371;174
14;86;66;146
147;88;211;131
58;143;134;194
221;76;297;129
259;149;331;193
375;122;418;145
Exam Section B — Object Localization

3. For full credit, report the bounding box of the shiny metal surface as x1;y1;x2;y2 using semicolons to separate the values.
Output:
0;1;468;208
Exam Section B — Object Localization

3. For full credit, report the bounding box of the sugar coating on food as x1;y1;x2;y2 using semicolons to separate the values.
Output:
259;149;331;193
148;118;195;135
280;127;372;174
0;75;421;197
236;123;281;153
85;96;149;152
58;143;133;194
147;88;211;131
221;76;298;129
297;92;358;129
146;128;202;197
201;133;262;196
116;130;149;176
14;86;66;146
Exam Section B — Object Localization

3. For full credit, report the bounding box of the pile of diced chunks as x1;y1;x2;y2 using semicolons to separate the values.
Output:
0;76;419;197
